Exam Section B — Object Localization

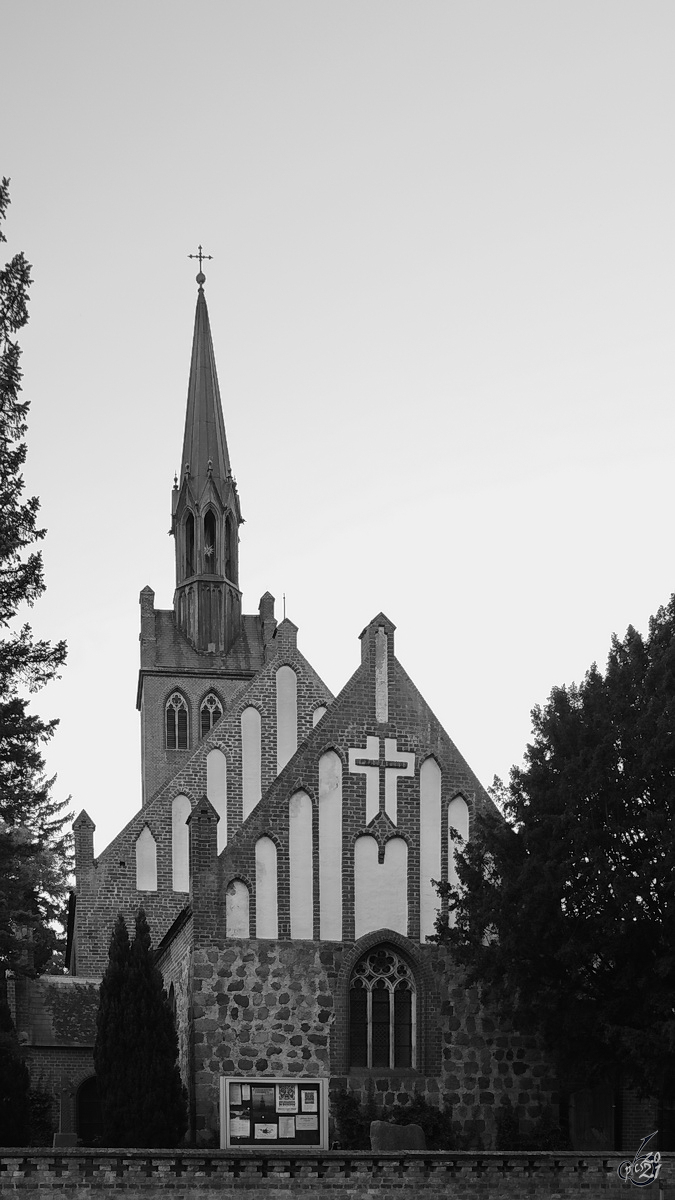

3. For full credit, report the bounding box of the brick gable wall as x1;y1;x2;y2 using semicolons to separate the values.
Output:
215;622;498;945
73;624;333;977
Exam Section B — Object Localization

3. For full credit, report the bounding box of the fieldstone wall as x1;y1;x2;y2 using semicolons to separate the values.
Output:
2;1149;673;1198
185;937;557;1146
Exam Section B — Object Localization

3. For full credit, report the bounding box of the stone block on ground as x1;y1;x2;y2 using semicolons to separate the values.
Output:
370;1120;427;1150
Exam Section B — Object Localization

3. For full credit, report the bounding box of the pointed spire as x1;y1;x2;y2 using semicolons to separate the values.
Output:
180;279;231;502
172;271;243;654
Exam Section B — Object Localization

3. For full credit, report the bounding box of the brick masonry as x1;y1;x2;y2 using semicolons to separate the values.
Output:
72;620;333;979
2;1149;674;1198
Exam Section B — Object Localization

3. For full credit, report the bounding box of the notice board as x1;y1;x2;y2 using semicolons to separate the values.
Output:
220;1077;328;1149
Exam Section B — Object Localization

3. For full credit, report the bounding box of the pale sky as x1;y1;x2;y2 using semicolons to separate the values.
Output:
3;2;675;854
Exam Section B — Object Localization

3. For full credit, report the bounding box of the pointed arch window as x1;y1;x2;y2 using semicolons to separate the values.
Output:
349;947;416;1070
204;510;217;573
166;692;189;750
185;513;195;578
200;693;223;738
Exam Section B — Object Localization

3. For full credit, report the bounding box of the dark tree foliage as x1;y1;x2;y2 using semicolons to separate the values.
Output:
434;596;675;1100
0;179;70;976
0;997;30;1145
94;910;188;1147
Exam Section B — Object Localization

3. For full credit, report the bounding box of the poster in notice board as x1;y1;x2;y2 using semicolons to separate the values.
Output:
220;1077;327;1149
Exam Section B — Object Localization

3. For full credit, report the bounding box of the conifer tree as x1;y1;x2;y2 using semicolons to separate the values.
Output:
0;997;30;1145
434;594;675;1103
93;913;131;1145
0;178;70;976
94;910;188;1147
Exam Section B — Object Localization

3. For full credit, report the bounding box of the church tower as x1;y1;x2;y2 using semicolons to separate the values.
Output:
136;263;276;806
171;268;242;655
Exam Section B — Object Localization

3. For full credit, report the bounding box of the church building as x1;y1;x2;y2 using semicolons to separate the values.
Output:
13;268;561;1149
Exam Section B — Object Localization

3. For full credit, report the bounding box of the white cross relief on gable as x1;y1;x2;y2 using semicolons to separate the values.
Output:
348;736;415;825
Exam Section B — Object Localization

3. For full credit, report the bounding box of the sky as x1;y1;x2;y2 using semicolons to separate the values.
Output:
3;1;675;855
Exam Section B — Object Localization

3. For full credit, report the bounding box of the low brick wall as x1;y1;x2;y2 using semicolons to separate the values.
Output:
1;1149;674;1198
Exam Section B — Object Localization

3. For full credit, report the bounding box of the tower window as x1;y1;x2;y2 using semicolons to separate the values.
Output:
185;513;195;578
204;510;217;572
349;947;415;1070
201;692;223;738
224;514;232;582
166;692;189;750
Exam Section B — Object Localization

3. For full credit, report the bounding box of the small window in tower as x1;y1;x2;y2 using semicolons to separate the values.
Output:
224;515;232;581
185;513;195;578
204;510;216;572
166;692;189;750
200;692;223;738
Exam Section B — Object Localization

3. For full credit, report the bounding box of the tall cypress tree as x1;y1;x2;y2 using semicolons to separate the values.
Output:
94;910;187;1147
93;913;131;1145
0;177;70;978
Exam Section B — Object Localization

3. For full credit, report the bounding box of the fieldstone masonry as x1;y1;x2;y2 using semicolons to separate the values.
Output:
162;936;555;1145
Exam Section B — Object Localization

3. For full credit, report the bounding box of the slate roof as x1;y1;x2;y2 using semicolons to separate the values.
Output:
179;283;231;501
149;610;267;675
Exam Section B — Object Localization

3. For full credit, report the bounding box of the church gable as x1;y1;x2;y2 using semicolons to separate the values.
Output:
216;613;495;946
71;618;333;975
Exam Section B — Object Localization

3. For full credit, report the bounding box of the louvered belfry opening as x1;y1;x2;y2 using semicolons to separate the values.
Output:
166;692;189;750
201;693;223;738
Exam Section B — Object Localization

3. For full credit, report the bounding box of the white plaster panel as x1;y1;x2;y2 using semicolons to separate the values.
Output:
241;707;262;820
348;736;380;824
255;836;278;938
419;758;442;942
375;626;388;722
206;748;227;853
276;665;298;773
226;880;250;938
354;835;408;938
312;706;327;727
171;795;191;893
289;790;313;939
448;796;470;928
135;825;157;891
383;738;415;825
319;750;342;939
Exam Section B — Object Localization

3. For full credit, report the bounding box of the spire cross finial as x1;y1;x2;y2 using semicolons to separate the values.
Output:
188;244;213;273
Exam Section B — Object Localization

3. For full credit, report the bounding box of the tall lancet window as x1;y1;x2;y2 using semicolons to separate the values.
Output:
201;693;223;738
185;513;195;578
204;510;216;573
166;692;189;750
349;947;416;1070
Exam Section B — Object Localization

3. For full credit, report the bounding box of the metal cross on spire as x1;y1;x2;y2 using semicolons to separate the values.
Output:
188;244;213;282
